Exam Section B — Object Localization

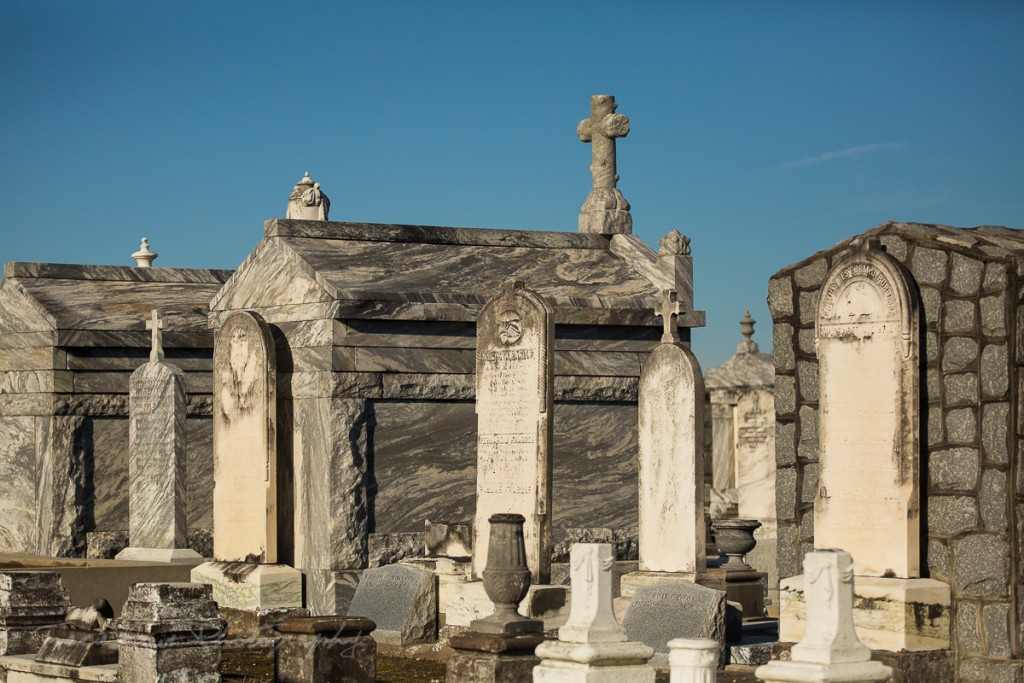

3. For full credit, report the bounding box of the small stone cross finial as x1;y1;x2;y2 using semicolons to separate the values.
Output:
655;290;682;344
146;309;164;363
577;95;632;235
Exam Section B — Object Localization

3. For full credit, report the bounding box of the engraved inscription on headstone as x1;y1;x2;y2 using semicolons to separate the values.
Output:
213;311;278;563
637;290;705;574
735;389;775;526
815;239;919;578
127;361;187;549
473;279;554;583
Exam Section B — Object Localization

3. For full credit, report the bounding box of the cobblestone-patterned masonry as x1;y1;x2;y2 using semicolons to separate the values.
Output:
769;222;1023;681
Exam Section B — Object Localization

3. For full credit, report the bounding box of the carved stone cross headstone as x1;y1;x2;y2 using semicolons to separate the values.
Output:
473;279;554;584
147;309;164;362
815;237;919;578
577;94;632;235
637;290;705;574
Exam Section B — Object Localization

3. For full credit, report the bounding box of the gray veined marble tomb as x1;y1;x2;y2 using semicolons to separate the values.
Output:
114;310;202;564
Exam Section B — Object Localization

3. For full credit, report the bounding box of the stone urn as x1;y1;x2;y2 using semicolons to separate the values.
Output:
711;519;761;571
472;513;540;635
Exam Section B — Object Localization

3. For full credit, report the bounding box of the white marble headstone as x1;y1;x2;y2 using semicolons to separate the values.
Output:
212;311;278;563
473;279;554;583
815;238;920;578
559;543;626;644
637;291;705;574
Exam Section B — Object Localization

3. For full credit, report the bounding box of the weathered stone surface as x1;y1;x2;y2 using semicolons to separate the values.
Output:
368;532;423;567
910;248;947;286
736;389;776;530
944;299;976;334
980;343;1008;398
925;331;939;363
347;564;436;645
0;571;70;657
983;262;1007;290
927;538;949;580
920;287;941;326
794;259;828;288
622;582;725;655
942;337;978;372
775;375;796;417
577;94;632;235
980;295;1006;336
879;235;907;260
929;447;979;491
946;408;977;444
982;403;1009;463
773;323;795;372
425;522;472;559
943;372;978;405
928;408;943;447
953;534;1009;596
949;253;984;295
982;602;1011;657
276;625;376;683
796;407;818;462
928;496;977;536
473;280;553;583
776;467;797;522
776;422;795;466
979;469;1007;530
797;327;816;355
796;360;817;402
798;291;818;325
814;239;920;578
0;416;37;554
955;600;981;655
768;277;794;318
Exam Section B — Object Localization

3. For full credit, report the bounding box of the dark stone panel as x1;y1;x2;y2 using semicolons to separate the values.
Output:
90;418;128;532
187;418;213;530
370;401;639;537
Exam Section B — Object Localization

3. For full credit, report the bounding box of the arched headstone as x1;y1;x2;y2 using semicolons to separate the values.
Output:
815;238;920;578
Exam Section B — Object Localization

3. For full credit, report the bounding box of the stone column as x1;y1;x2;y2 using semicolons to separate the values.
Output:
0;572;70;657
668;638;718;683
534;543;655;682
115;583;226;683
756;551;892;682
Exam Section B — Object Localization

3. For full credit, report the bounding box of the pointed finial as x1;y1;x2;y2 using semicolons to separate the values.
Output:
131;237;158;268
737;310;759;354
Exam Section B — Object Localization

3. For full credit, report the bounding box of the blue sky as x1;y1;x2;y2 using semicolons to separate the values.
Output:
2;2;1021;369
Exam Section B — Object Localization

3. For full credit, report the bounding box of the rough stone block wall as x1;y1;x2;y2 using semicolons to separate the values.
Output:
768;224;1022;680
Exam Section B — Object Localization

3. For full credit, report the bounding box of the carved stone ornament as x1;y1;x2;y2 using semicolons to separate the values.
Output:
471;513;542;636
286;171;330;221
577;94;632;235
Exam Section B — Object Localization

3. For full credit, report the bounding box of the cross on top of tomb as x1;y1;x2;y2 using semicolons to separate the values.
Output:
655;290;682;343
147;309;164;363
577;95;632;235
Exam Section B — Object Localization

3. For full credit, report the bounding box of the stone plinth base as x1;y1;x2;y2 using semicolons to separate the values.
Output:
446;632;544;683
771;642;954;683
114;547;203;564
275;616;377;683
0;572;70;658
444;581;570;630
534;639;655;682
191;561;302;610
780;575;950;652
219;606;309;639
0;654;118;683
756;659;892;682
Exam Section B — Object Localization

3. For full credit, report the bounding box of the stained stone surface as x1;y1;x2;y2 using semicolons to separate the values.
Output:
473;280;554;583
0;571;71;657
212;310;277;563
347;564;437;645
814;238;920;579
122;361;188;552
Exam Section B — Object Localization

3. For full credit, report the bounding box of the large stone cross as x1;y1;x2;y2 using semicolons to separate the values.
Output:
655;290;682;343
147;309;164;363
577;94;632;235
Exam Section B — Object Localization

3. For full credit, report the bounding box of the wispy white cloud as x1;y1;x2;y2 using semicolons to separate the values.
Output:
777;141;909;169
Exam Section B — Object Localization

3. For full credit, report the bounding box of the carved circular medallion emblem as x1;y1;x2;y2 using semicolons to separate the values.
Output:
497;310;522;345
